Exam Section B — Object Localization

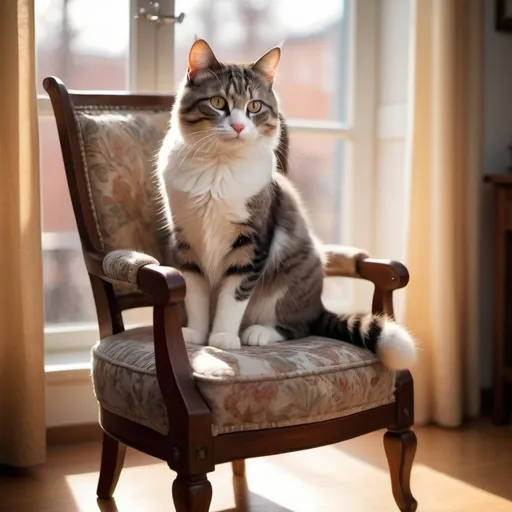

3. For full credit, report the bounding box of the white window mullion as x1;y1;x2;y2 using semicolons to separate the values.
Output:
130;0;158;92
155;0;176;93
344;0;379;310
130;0;176;93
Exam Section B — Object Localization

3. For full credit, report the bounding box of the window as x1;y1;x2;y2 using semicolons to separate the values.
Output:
38;0;377;355
37;0;176;353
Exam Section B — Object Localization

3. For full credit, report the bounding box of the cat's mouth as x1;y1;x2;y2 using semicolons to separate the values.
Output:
217;132;247;144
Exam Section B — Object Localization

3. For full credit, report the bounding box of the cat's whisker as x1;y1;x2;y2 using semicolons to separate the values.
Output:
179;133;218;166
190;137;218;162
181;138;218;170
175;130;215;158
176;128;213;144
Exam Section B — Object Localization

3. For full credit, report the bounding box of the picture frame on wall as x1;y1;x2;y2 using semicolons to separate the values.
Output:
497;0;512;32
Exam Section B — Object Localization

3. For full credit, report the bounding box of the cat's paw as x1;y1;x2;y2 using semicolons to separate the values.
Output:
208;332;241;350
182;327;207;345
241;325;284;346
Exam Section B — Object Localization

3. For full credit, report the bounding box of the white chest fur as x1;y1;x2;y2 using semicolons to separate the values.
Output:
175;193;246;285
161;140;275;286
163;140;275;200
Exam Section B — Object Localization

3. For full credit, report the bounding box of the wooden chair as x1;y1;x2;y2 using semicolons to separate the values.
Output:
43;76;417;512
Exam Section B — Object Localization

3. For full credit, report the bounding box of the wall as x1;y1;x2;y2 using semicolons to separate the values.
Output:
480;0;512;387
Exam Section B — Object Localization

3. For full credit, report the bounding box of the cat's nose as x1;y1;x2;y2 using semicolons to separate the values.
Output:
230;123;245;134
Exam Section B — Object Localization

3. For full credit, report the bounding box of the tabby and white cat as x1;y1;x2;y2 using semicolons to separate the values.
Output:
157;39;416;370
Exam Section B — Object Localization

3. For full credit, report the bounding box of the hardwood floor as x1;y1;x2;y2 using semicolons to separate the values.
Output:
1;420;512;511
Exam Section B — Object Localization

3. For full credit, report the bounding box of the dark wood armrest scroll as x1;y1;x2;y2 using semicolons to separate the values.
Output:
137;264;186;305
356;258;410;318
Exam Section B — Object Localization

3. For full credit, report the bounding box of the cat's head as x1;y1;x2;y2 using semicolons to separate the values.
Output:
175;39;281;152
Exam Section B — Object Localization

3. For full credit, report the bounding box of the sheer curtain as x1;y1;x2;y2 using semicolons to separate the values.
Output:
0;0;46;466
403;0;483;426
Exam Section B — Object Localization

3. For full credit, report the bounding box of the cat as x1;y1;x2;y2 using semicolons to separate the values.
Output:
156;38;416;370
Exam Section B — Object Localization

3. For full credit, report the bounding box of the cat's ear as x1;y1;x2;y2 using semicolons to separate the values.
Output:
252;46;281;85
188;39;221;81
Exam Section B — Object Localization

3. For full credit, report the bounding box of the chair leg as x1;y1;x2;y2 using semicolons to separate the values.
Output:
172;473;212;512
97;432;127;499
231;459;246;477
231;460;247;510
384;429;418;512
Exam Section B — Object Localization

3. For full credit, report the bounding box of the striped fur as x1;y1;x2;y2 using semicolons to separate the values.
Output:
157;39;417;370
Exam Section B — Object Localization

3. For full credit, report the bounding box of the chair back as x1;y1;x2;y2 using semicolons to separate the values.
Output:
43;77;289;330
44;78;173;313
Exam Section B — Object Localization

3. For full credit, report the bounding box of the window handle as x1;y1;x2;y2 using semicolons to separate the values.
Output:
136;2;185;24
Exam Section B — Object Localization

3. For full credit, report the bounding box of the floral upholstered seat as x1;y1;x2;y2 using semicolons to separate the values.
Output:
92;326;396;436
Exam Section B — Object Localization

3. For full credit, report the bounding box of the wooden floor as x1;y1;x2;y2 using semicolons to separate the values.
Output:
1;420;512;511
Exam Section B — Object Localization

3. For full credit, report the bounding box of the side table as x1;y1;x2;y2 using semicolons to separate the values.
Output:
484;173;512;424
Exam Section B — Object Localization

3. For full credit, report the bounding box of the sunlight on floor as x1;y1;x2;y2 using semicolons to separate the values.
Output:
62;441;512;512
64;462;238;512
410;465;512;512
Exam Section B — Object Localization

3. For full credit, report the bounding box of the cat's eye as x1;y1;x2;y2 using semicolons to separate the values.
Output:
247;100;262;113
210;96;227;110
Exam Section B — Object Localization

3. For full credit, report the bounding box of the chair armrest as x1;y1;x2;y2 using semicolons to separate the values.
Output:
323;244;370;277
356;258;409;291
102;249;160;284
356;258;410;318
89;249;212;468
88;249;186;304
322;245;409;318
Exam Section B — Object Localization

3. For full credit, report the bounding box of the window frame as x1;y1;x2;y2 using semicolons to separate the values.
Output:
42;0;378;355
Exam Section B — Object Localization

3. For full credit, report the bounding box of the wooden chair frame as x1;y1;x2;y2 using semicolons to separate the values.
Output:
43;76;417;512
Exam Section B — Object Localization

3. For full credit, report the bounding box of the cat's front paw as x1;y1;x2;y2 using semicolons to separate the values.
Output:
208;332;241;350
182;327;207;345
241;325;284;346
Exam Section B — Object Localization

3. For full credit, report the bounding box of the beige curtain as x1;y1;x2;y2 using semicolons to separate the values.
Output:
0;1;46;466
404;0;482;426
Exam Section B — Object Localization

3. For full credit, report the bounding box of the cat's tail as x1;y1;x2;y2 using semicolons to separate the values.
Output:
309;308;417;370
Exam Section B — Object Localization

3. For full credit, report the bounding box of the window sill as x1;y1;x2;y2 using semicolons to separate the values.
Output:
45;350;97;427
45;349;92;383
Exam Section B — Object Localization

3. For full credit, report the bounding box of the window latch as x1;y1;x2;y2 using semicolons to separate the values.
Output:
136;2;185;24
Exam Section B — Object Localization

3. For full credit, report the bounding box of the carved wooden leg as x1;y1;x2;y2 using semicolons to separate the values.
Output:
231;459;246;477
172;474;212;512
384;429;418;512
97;432;126;499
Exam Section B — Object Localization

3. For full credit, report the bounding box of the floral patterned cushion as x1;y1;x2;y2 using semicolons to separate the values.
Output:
75;109;171;294
91;326;396;436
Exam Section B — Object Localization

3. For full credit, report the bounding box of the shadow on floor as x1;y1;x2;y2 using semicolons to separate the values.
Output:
0;443;161;512
95;476;293;512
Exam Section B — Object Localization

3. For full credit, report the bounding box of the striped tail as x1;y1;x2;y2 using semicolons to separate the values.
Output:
309;309;416;370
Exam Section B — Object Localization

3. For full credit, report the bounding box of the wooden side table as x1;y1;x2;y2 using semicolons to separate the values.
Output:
484;174;512;424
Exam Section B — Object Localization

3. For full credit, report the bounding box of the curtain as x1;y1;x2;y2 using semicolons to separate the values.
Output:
0;0;46;466
403;0;483;426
